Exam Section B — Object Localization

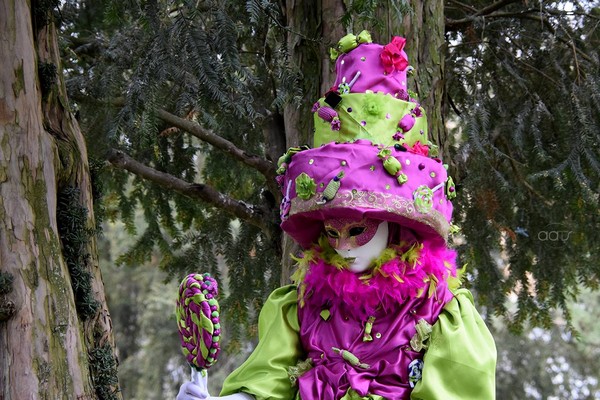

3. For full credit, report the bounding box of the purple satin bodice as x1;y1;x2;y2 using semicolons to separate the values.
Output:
297;285;454;400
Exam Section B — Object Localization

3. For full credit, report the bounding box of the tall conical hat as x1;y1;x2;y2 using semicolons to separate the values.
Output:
277;32;455;248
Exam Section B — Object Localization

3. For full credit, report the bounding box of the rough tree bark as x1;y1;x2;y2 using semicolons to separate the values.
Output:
402;0;448;159
279;0;347;282
0;2;120;399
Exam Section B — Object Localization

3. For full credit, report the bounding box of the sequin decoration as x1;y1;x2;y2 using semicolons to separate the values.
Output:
289;189;451;240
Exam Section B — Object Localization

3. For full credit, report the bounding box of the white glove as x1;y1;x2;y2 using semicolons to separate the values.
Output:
176;369;254;400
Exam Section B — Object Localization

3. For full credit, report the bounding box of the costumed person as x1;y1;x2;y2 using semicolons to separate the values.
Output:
178;31;497;400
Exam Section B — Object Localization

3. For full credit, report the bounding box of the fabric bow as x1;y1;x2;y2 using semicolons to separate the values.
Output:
330;30;373;60
381;36;409;74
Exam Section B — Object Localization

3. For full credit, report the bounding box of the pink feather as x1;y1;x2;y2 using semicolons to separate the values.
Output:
299;240;457;319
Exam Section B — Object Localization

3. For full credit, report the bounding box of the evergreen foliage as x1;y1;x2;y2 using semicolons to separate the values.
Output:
90;157;107;230
0;271;15;322
37;61;57;99
59;0;600;382
56;186;100;320
89;342;120;400
445;1;600;332
0;271;16;322
54;0;600;397
62;0;298;341
339;0;412;33
0;272;13;296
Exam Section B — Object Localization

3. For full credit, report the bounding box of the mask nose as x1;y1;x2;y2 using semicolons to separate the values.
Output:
336;238;355;251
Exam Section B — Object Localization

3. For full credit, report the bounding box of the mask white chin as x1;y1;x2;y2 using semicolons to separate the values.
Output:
334;221;389;273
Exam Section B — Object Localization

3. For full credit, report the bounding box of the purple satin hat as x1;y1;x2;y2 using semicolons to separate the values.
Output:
276;32;456;248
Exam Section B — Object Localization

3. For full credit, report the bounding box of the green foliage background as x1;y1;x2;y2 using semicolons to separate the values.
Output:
445;2;600;333
55;0;600;397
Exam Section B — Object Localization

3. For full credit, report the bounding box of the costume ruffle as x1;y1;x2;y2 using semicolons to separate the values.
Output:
293;238;458;320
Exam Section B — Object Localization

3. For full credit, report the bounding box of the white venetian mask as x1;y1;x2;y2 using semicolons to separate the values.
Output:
324;218;389;273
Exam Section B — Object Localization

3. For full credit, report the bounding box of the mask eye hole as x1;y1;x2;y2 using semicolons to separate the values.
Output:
325;229;339;238
349;226;366;237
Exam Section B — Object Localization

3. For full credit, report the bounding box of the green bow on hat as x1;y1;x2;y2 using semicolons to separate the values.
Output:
330;30;373;61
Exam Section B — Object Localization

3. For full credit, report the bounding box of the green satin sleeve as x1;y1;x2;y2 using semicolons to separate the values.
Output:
411;289;497;400
220;285;303;400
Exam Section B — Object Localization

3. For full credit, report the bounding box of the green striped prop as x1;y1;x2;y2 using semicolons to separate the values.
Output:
176;273;221;370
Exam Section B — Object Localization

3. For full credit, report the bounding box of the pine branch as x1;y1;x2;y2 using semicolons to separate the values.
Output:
505;154;554;208
446;6;596;63
447;10;543;29
445;0;524;29
155;109;276;181
472;0;522;17
107;149;274;233
446;0;478;14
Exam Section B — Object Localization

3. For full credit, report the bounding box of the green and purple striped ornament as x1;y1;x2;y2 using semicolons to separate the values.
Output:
176;273;221;371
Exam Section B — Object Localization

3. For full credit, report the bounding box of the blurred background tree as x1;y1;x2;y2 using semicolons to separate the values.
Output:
54;0;599;397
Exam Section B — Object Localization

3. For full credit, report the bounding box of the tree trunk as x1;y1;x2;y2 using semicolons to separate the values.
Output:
280;0;347;282
0;2;120;399
402;0;447;159
373;0;446;157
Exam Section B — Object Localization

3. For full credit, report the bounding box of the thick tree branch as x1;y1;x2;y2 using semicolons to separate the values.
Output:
69;93;278;181
471;0;522;17
446;0;478;14
156;109;276;181
445;0;523;29
66;36;103;58
107;148;275;234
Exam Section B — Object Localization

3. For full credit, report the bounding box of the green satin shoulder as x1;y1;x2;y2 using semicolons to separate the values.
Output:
220;285;302;400
410;288;497;400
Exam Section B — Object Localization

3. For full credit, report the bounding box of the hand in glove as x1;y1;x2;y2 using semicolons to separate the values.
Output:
176;370;254;400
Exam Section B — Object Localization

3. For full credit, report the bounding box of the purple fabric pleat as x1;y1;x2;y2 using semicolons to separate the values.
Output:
297;284;453;399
